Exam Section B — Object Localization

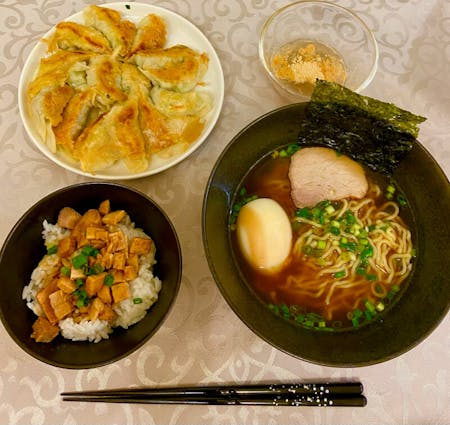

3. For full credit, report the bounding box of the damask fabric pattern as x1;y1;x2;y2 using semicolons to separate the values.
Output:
0;1;449;424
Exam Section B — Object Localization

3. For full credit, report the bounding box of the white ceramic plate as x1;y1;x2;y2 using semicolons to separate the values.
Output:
18;2;224;180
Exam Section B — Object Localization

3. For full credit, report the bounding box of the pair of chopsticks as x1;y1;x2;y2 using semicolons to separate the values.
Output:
61;382;366;407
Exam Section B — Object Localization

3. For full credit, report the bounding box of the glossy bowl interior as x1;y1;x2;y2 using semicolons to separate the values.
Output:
202;103;450;367
0;183;182;369
259;1;378;100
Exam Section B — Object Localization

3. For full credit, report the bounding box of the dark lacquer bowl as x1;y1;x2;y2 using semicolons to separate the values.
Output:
202;103;450;367
0;183;182;369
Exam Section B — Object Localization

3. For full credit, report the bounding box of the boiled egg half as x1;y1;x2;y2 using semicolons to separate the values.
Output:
236;198;292;272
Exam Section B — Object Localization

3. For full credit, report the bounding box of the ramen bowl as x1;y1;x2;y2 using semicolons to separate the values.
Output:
259;1;378;100
202;103;450;367
0;183;182;369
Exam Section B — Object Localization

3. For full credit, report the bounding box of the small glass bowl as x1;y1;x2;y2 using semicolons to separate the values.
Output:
259;1;378;100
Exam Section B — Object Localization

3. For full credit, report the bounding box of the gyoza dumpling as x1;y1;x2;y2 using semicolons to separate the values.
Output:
132;45;209;92
27;50;91;100
46;21;112;54
53;88;98;156
150;86;212;118
83;5;136;57
86;55;127;107
74;96;148;173
120;62;152;97
129;14;166;55
138;95;204;158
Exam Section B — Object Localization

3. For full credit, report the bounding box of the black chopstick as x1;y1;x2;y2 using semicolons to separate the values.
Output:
61;382;366;407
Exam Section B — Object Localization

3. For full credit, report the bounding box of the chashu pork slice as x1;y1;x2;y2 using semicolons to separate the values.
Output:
288;147;368;208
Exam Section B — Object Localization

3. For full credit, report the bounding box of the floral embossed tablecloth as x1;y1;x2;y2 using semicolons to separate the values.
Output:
0;1;449;424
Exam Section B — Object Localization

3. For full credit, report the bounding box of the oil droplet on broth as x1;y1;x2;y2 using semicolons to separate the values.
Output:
270;40;347;97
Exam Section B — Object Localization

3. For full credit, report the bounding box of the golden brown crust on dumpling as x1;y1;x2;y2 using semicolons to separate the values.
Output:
46;21;112;54
84;5;136;57
132;45;209;93
42;85;75;127
129;14;167;56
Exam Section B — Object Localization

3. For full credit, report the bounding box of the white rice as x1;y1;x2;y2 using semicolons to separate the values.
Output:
22;215;162;343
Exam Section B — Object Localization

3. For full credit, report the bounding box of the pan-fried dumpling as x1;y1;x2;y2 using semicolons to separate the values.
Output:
83;5;136;57
150;86;212;118
27;51;91;100
86;55;127;107
129;14;166;55
53;89;98;156
120;62;151;97
132;45;209;92
138;95;204;158
74;97;148;173
46;21;111;54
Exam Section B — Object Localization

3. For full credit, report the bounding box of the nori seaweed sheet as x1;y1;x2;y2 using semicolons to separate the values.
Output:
298;80;426;174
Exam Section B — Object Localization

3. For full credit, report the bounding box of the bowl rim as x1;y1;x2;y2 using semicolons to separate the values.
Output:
0;182;183;369
258;0;379;97
202;102;450;367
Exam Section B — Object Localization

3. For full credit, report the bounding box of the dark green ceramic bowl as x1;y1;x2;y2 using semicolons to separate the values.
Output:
202;103;450;367
0;183;182;369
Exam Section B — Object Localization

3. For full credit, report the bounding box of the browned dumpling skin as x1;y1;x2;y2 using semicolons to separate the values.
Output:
83;5;136;57
46;21;112;54
132;45;209;92
74;96;148;173
129;14;167;55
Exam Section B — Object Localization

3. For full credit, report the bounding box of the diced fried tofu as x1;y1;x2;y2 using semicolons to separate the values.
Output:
129;237;154;256
85;226;109;241
112;252;126;270
124;265;138;281
71;209;102;244
97;285;112;304
57;207;81;229
127;254;139;269
102;210;126;225
70;267;85;280
98;304;115;322
57;236;76;258
85;272;106;297
49;290;73;320
111;281;130;303
31;317;59;343
98;200;111;215
107;231;127;252
99;252;114;269
57;275;77;294
111;269;124;282
36;278;59;325
88;297;104;321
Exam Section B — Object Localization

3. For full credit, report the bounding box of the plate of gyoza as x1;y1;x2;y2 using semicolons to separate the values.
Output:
19;3;224;179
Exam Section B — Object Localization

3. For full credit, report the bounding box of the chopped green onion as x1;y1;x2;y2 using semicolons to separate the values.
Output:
133;297;143;304
104;273;114;287
317;240;327;250
366;274;377;281
397;194;407;206
375;302;385;312
353;309;363;319
72;253;88;269
47;245;58;255
386;184;396;194
351;317;360;327
364;300;376;313
334;270;346;279
329;226;340;236
325;205;335;215
81;245;99;257
359;238;369;246
279;149;287;157
356;267;366;275
75;278;84;288
60;266;70;276
296;207;312;219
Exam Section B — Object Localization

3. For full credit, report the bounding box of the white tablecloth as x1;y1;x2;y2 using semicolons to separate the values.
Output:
0;1;448;424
